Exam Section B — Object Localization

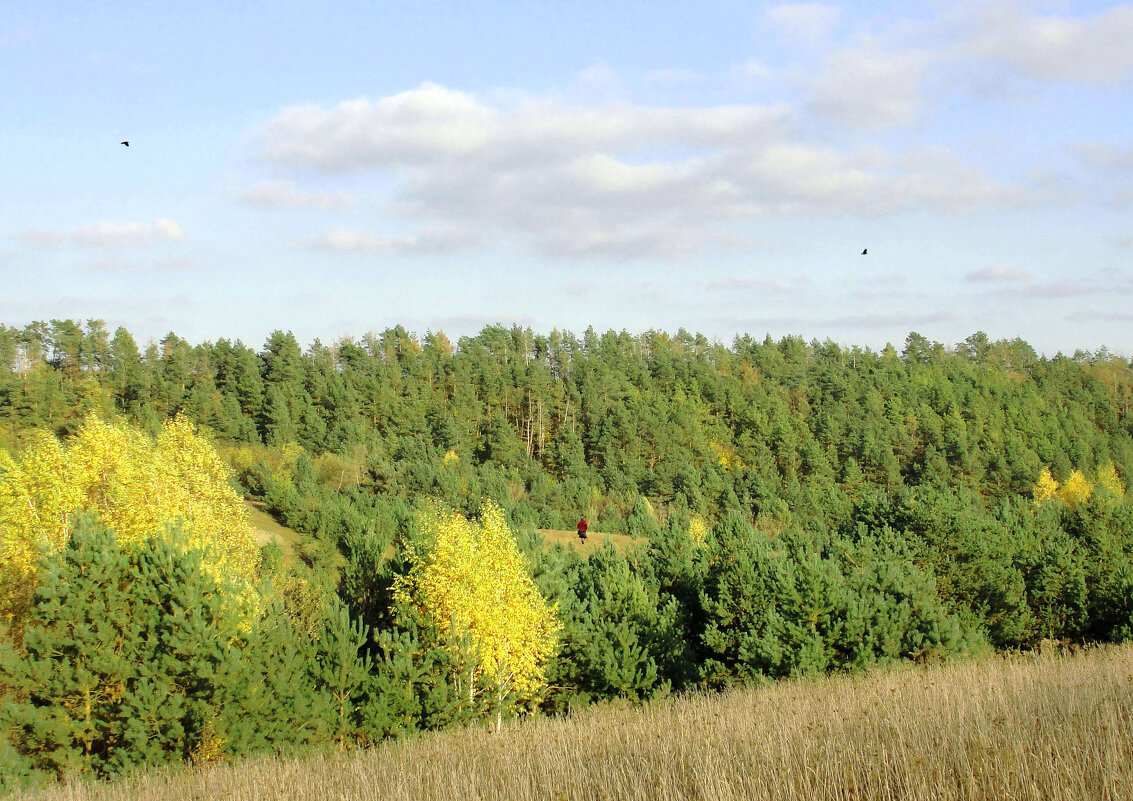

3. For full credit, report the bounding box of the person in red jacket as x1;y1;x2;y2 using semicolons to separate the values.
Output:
576;516;589;544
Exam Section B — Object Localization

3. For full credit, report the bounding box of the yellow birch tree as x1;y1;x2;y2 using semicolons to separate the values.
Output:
0;413;260;627
1058;470;1093;511
394;500;560;726
1094;461;1126;500
1032;468;1060;506
688;514;710;545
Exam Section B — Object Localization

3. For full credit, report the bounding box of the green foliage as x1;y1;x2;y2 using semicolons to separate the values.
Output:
5;321;1133;786
0;517;245;779
312;604;372;750
215;594;328;757
699;515;974;684
551;544;680;704
0;515;369;781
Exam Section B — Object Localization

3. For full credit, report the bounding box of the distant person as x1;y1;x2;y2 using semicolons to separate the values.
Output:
577;516;589;544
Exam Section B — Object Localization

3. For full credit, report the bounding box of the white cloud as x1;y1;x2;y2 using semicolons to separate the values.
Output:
260;83;792;172
731;58;773;80
962;4;1133;85
809;43;934;129
966;264;1030;282
87;256;198;272
19;230;66;248
297;229;415;252
19;219;185;250
800;4;1133;131
257;83;1019;259
237;180;355;210
259;84;496;169
1075;143;1133;169
766;4;842;45
297;226;478;254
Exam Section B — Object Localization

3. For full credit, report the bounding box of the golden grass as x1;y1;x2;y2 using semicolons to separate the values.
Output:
537;528;639;554
18;643;1132;801
244;500;304;563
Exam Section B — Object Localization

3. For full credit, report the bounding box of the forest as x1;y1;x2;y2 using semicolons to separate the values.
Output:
1;319;1132;789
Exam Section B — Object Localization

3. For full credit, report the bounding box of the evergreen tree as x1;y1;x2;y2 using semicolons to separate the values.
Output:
0;519;246;777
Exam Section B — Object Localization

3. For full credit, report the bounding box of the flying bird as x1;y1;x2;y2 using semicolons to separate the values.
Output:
120;141;129;147
861;248;867;255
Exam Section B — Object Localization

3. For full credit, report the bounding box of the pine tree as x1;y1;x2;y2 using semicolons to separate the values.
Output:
0;518;247;778
0;518;134;779
216;594;328;756
312;604;372;750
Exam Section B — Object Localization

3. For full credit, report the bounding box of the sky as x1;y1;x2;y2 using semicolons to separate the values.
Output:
2;1;1132;355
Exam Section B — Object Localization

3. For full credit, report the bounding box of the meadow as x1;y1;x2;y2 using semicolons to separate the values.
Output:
17;644;1131;801
536;527;636;553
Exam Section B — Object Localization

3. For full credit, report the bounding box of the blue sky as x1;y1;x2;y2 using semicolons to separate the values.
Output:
3;1;1132;354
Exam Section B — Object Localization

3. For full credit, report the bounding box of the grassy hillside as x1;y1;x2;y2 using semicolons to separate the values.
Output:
245;500;304;563
19;644;1131;801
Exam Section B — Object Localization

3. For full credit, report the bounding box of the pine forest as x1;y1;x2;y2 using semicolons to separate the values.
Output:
2;319;1132;791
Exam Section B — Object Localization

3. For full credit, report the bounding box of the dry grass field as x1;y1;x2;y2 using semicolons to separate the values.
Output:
245;500;304;559
17;643;1132;801
537;528;639;554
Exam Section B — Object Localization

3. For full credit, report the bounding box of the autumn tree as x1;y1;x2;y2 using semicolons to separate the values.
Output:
1093;461;1125;501
394;501;560;728
1033;468;1060;505
1059;470;1093;511
0;413;259;629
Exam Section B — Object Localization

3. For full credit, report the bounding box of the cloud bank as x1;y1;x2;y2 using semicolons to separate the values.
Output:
238;180;355;210
258;84;1015;259
20;219;185;250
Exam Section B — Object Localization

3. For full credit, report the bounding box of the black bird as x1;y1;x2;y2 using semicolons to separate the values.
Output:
861;248;867;255
120;141;129;147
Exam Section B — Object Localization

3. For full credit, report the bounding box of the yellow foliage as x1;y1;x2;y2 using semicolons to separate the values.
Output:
191;712;228;766
442;449;460;467
272;441;305;487
0;433;86;621
1058;470;1093;511
688;514;709;545
1094;461;1125;500
0;413;260;625
227;445;260;477
710;440;745;473
395;501;560;704
1032;468;1060;506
